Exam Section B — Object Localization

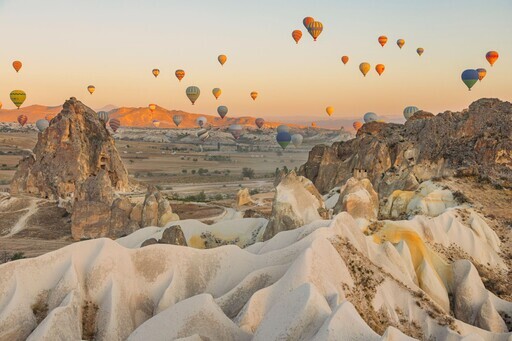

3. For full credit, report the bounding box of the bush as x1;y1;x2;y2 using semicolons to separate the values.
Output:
182;169;187;174
191;169;196;174
198;168;208;175
242;167;255;179
193;158;198;162
249;188;259;195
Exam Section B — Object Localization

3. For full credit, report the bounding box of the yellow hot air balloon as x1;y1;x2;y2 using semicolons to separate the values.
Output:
186;86;201;105
218;54;227;66
0;101;2;110
397;39;405;49
250;91;258;101
175;69;185;82
307;21;323;41
12;60;22;73
152;69;160;78
212;88;222;99
10;90;26;109
359;62;370;77
87;85;95;94
375;64;385;76
326;106;334;116
148;104;157;113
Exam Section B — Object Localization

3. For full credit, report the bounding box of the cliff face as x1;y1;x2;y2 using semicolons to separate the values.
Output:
10;97;129;200
300;98;512;197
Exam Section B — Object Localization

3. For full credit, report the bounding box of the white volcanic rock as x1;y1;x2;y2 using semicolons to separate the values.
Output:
334;177;379;220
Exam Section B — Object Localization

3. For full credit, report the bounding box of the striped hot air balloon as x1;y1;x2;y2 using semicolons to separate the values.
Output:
292;30;302;44
486;51;499;67
403;106;419;120
175;69;185;82
359;63;371;77
98;111;109;124
378;36;388;47
17;114;28;127
173;115;183;127
186;86;200;105
10;90;26;109
217;106;228;119
109;118;120;132
307;21;323;41
229;124;244;140
255;118;265;129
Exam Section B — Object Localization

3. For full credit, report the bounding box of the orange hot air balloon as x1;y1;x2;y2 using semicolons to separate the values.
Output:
87;85;95;94
311;122;317;128
359;62;370;77
353;121;363;131
307;21;323;41
148;104;157;113
397;39;405;49
12;60;22;73
0;102;2;110
250;91;258;101
303;17;315;29
152;69;160;78
218;54;227;66
175;69;185;82
326;106;334;116
477;68;487;82
375;64;385;76
17;115;28;127
292;30;302;44
378;36;388;47
341;56;349;65
486;51;499;66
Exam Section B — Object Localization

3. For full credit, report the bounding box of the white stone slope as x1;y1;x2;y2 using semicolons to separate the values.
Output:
0;202;511;340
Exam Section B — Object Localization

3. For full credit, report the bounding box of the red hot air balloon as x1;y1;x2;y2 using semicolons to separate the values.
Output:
486;51;499;66
292;30;302;44
341;56;349;65
303;17;315;29
17;114;28;127
109;118;120;132
255;118;265;129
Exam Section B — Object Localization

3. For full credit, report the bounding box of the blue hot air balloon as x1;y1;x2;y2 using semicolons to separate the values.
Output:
217;106;228;119
461;69;479;91
403;106;419;120
363;112;378;123
276;131;292;150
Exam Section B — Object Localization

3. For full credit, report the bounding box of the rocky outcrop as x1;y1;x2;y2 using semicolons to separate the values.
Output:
11;97;129;200
236;188;254;207
263;171;326;241
142;225;187;247
300;98;512;197
333;177;379;220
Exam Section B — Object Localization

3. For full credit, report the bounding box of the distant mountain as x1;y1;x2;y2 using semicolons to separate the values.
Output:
96;104;119;112
0;105;63;123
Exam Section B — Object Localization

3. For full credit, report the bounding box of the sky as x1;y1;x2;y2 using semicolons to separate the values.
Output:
0;0;511;122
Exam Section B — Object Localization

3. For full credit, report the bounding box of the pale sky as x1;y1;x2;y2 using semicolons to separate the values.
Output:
0;0;511;122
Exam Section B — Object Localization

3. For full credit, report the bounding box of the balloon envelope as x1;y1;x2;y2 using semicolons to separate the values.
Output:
13;60;22;72
17;115;28;127
307;21;323;41
417;48;424;56
109;118;120;132
291;134;303;147
10;90;26;109
229;124;243;140
476;68;487;81
250;91;258;101
218;55;227;66
292;30;302;44
36;119;49;132
152;69;160;78
277;125;289;133
353;121;363;131
326;106;334;116
375;64;385;76
378;36;388;47
276;132;292;149
175;69;185;81
397;39;405;49
461;69;479;91
364;112;378;123
196;116;207;127
217;106;228;119
341;56;349;64
87;85;95;94
186;86;201;105
152;119;160;128
98;111;109;124
148;104;157;113
255;118;265;129
303;17;315;29
486;51;499;66
359;63;370;77
173;115;183;127
212;88;222;99
403;106;419;120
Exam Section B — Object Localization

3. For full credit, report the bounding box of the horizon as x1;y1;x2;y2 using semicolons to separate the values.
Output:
0;0;510;123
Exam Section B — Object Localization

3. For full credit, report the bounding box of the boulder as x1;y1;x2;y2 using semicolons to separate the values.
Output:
263;171;325;241
236;188;254;207
159;225;187;246
333;177;379;221
141;238;158;247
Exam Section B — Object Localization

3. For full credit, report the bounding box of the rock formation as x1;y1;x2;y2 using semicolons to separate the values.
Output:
300;98;512;198
333;177;379;220
236;188;254;207
11;97;129;199
263;171;327;241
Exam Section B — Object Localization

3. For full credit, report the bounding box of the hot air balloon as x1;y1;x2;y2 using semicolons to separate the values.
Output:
173;114;183;127
229;124;243;140
341;56;349;65
148;104;157;113
397;39;405;49
186;86;200;105
87;85;95;94
152;119;161;128
109;118;120;132
10;90;26;109
476;68;487;82
152;69;160;78
486;51;499;67
276;132;292;150
17;115;28;127
196;116;207;127
217;106;228;119
0;102;3;110
307;21;323;41
359;63;370;77
403;106;419;120
364;112;378;123
175;69;185;82
311;122;317;128
98;111;109;124
303;17;315;29
250;91;258;101
417;48;424;56
12;60;22;73
197;129;209;142
36;119;49;132
277;125;289;134
291;134;303;147
326;106;334;116
353;121;363;131
378;36;388;47
375;64;385;76
218;55;227;66
292;30;302;44
212;88;222;100
255;118;265;129
461;69;479;91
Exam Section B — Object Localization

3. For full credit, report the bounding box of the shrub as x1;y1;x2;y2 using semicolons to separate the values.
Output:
198;168;208;175
182;169;187;174
191;169;196;174
249;188;259;195
242;167;255;179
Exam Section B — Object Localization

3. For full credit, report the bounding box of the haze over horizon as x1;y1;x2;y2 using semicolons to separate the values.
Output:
0;0;510;123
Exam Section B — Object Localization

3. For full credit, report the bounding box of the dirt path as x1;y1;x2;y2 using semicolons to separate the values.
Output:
6;198;39;237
